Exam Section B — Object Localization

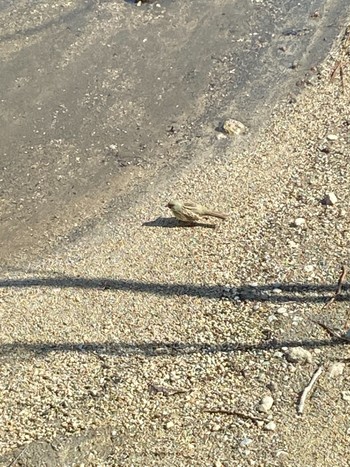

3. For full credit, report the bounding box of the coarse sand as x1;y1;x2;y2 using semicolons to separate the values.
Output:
1;25;350;467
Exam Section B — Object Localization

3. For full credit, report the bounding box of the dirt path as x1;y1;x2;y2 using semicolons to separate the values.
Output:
0;0;347;265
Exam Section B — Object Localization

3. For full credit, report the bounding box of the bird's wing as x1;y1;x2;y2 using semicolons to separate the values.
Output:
181;204;202;221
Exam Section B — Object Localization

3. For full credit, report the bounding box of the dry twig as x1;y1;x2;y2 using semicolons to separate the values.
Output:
298;365;324;415
323;265;347;308
148;384;188;396
7;444;29;467
311;319;342;338
203;408;265;423
330;59;347;93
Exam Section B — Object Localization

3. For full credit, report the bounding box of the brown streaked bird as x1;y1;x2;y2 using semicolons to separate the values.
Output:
166;200;228;223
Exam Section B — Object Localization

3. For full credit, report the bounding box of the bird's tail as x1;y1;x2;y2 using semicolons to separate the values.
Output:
204;210;228;220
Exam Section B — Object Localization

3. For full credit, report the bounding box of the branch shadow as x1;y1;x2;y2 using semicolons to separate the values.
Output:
0;275;349;303
1;335;349;360
142;217;216;229
0;0;98;43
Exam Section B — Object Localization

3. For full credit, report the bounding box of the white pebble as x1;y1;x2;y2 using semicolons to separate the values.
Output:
285;347;313;364
264;421;276;431
276;307;288;315
293;217;306;227
322;192;337;206
329;362;345;378
258;395;274;413
240;437;253;447
341;391;350;402
326;134;338;141
288;240;299;248
223;118;247;136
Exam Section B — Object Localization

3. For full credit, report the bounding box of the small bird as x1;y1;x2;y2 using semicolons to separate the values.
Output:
166;200;228;223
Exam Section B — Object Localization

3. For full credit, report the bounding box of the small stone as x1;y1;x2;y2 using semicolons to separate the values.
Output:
258;395;274;413
329;362;345;378
211;423;221;432
341;391;350;402
223;119;247;136
214;461;223;467
322;192;337;206
264;421;276;431
285;347;312;364
293;217;306;227
288;240;299;248
326;134;338;141
304;265;314;273
272;288;282;294
240;437;253;447
319;145;331;153
216;133;228;140
165;421;174;429
276;307;288;315
267;381;278;392
111;430;117;437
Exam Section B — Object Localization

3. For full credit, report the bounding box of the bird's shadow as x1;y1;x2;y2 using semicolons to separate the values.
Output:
142;217;216;229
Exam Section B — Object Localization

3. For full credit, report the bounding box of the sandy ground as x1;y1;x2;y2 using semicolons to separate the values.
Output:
1;17;350;467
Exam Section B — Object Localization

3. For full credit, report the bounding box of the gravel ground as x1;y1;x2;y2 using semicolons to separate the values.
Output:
2;26;350;467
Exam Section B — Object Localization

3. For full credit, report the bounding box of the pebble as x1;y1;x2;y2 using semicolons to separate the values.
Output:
264;421;276;431
267;381;278;392
329;362;345;378
304;265;314;273
319;144;331;153
322;192;337;206
223;119;247;136
285;347;312;364
293;217;306;227
276;307;288;315
341;391;350;402
288;240;299;248
258;395;274;413
211;423;221;432
165;421;174;429
240;437;253;447
326;134;338;141
216;133;228;140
